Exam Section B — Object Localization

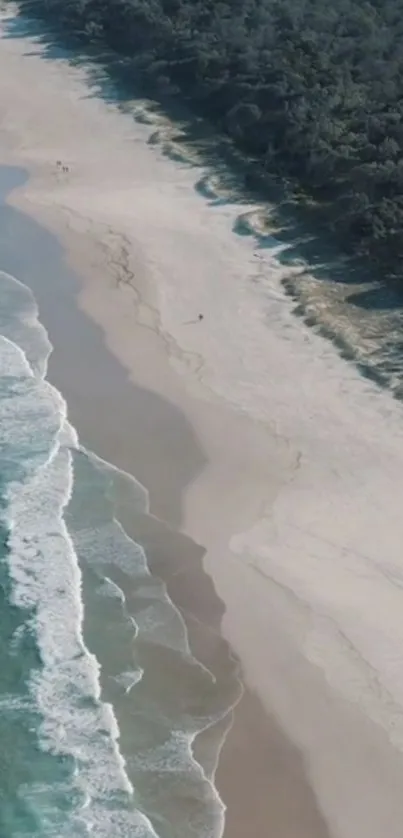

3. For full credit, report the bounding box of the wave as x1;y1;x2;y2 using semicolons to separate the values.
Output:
0;271;157;836
0;268;234;838
0;270;52;378
67;451;235;837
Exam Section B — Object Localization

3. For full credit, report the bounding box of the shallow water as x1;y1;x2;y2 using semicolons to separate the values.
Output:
0;259;231;836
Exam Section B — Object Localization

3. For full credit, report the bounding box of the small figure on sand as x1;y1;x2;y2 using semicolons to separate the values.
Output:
183;313;204;325
56;161;69;173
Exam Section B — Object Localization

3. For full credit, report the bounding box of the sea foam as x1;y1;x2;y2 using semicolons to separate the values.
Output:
0;268;231;838
0;271;158;837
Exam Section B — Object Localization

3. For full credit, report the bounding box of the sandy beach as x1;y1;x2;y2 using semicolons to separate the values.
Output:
3;4;403;836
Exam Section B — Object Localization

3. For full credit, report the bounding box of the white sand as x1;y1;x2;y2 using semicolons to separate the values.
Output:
2;5;403;835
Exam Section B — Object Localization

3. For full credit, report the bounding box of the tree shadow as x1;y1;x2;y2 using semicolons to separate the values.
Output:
4;2;403;403
4;11;284;199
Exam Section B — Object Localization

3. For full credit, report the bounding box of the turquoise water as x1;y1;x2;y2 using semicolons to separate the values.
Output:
0;264;230;835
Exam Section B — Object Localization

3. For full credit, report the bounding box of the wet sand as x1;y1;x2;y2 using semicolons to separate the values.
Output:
0;170;330;835
46;289;333;838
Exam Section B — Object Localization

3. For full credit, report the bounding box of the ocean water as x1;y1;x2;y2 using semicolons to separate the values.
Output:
0;267;233;837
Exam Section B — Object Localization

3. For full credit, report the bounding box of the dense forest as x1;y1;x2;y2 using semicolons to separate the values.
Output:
12;0;403;283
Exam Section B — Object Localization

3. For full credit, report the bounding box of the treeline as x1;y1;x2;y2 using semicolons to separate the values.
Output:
13;0;403;282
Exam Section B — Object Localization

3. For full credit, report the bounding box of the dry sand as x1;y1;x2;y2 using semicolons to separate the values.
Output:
2;5;403;837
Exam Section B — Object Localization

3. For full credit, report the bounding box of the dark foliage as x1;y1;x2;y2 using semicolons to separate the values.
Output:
12;0;403;282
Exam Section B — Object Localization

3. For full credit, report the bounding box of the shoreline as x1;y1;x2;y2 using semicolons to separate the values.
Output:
0;166;331;836
4;6;403;837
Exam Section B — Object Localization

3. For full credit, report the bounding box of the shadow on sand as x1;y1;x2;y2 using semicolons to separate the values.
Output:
4;6;403;400
0;11;382;286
